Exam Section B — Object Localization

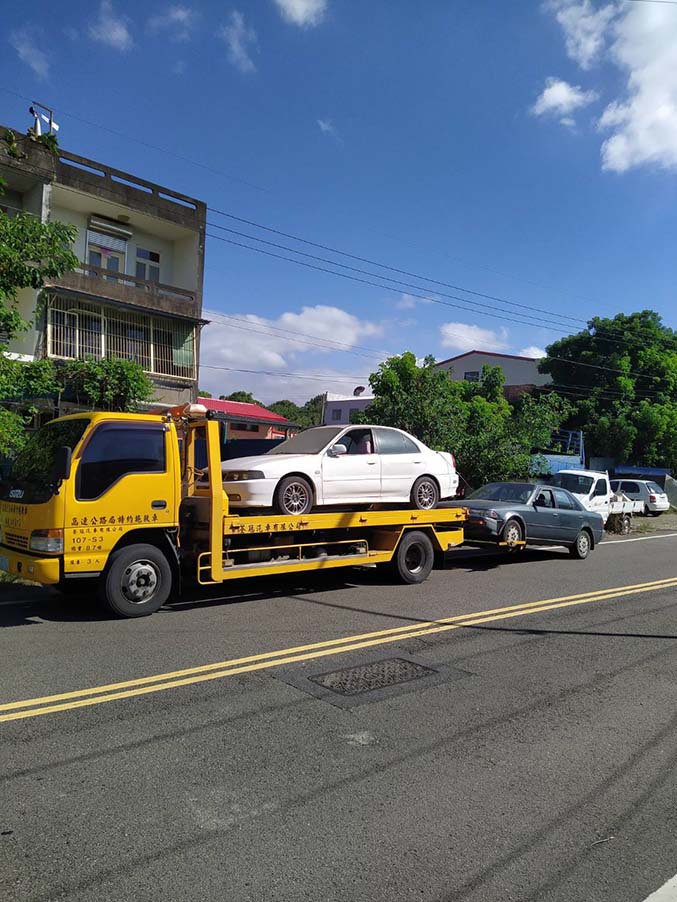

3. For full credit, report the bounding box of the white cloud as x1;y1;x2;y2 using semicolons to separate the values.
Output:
89;1;133;51
199;305;382;403
599;3;677;172
317;118;340;140
543;0;677;173
9;28;49;79
531;77;598;118
560;116;576;128
547;0;616;70
396;294;418;310
517;346;547;358
221;11;258;73
439;323;509;353
273;0;327;28
147;5;196;41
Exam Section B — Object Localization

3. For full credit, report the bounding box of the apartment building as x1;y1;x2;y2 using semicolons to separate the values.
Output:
435;350;551;399
0;124;206;405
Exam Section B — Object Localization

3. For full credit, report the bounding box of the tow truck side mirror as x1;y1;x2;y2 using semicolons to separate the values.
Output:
52;446;72;485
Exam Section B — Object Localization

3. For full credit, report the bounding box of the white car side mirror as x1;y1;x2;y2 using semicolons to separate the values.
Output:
328;443;348;457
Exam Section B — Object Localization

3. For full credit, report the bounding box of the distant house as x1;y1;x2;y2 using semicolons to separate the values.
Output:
321;392;374;426
435;350;550;399
198;397;295;440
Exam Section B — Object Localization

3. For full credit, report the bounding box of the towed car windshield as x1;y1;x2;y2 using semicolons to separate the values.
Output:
468;482;535;503
267;426;344;454
1;418;90;503
550;473;594;494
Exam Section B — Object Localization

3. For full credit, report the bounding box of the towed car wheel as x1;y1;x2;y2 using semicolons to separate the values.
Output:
411;476;439;511
570;530;591;560
274;475;314;516
502;518;523;546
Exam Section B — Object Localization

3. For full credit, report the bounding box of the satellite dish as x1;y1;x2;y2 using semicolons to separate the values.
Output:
353;385;366;396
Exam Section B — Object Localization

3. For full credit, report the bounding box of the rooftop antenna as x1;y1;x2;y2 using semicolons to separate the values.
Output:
29;102;59;137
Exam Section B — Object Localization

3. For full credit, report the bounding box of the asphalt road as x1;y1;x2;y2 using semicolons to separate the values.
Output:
1;532;676;902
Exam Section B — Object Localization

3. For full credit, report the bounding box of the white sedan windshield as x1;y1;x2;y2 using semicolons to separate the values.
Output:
267;427;344;454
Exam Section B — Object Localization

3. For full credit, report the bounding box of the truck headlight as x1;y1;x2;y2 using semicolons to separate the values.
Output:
223;470;265;481
29;529;64;554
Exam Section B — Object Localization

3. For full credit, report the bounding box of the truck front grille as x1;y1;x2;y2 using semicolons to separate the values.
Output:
4;531;29;550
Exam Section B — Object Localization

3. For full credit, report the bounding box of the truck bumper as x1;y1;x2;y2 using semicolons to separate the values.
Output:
0;546;60;584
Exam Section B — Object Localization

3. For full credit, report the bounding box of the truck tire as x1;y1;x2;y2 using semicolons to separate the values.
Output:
100;543;172;618
410;476;440;511
392;530;434;584
569;529;592;560
274;475;314;516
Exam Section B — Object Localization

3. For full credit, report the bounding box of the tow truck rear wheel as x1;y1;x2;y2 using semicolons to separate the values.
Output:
392;530;434;584
100;543;172;618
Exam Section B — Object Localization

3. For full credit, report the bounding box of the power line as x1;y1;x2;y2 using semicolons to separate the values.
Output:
206;231;661;380
199;364;368;384
207;209;585;329
207;221;577;333
0;86;269;193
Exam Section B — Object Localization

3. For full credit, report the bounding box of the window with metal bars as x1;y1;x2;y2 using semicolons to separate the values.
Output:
47;296;195;380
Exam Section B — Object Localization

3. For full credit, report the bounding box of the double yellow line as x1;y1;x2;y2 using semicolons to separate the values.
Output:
3;574;677;724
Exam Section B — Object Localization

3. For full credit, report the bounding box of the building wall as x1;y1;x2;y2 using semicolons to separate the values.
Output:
437;352;550;387
226;422;290;440
322;396;372;425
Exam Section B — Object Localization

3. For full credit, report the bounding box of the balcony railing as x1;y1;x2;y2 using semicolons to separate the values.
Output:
47;263;199;320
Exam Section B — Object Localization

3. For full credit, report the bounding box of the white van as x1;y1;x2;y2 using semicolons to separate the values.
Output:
550;469;612;523
609;479;670;516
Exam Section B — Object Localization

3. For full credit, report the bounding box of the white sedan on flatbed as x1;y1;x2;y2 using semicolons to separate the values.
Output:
221;424;459;516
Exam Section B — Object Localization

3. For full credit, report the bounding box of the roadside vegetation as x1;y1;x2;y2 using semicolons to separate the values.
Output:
0;176;155;457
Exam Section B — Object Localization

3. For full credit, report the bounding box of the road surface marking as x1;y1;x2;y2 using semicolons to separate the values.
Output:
2;574;677;723
641;874;677;901
601;533;677;546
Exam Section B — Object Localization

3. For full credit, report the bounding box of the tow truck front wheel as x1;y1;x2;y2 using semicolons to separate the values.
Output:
101;543;172;618
392;530;435;584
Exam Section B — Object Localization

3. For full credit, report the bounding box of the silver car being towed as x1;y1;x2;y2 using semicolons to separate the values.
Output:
445;481;605;558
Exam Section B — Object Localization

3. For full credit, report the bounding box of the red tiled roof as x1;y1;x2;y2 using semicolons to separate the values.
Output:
198;397;291;424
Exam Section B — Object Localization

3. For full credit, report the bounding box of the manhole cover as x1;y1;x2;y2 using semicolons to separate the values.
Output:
309;657;437;696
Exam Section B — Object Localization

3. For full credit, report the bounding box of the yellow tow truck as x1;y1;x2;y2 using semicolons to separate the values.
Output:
0;404;466;617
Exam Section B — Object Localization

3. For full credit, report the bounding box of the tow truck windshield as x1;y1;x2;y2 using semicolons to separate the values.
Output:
1;418;90;503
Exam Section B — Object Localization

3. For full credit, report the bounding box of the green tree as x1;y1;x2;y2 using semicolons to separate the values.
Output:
539;310;677;467
268;399;302;423
198;388;212;398
0;201;77;343
61;357;155;411
0;177;79;456
220;390;261;405
358;353;567;488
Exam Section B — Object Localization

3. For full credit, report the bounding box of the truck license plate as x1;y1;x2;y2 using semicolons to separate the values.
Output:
0;555;9;573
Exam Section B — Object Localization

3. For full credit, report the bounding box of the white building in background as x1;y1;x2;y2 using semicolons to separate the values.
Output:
435;350;550;399
321;391;374;425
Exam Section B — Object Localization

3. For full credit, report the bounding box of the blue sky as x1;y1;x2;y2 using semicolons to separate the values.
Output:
4;0;677;402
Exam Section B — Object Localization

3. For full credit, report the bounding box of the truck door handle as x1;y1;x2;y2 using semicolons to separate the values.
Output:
151;500;167;509
366;461;377;466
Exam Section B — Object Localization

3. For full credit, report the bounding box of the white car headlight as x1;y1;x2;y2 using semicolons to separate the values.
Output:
30;529;64;554
223;470;265;482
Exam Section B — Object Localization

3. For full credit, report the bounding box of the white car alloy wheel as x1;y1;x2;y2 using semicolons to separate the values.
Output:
412;477;439;511
275;475;314;516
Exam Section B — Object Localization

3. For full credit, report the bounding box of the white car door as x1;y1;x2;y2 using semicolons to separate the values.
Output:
589;477;611;521
373;427;424;500
321;428;382;503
